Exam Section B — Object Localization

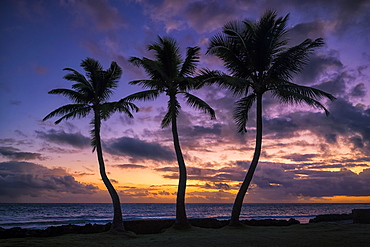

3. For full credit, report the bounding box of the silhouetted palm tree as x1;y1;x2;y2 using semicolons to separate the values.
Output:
205;10;336;226
43;58;138;231
127;36;215;227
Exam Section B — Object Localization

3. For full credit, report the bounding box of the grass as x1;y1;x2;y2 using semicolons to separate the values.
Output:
1;223;369;247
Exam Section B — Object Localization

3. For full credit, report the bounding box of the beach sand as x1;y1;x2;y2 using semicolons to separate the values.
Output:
1;222;369;247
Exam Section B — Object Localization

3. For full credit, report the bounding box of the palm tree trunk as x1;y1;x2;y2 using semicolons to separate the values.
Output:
94;113;125;231
171;115;189;226
229;93;263;226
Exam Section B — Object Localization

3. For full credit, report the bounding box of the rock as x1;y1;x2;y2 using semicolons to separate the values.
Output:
309;213;353;223
352;209;370;224
288;218;300;225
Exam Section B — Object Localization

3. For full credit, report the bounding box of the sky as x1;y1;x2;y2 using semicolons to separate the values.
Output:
0;0;370;204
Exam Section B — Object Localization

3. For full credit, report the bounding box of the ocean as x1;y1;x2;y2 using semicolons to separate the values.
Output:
0;203;369;229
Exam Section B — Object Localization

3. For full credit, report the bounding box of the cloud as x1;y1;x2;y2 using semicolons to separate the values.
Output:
184;1;242;33
248;163;370;198
63;0;127;31
205;182;231;190
350;83;367;98
10;100;21;105
282;153;317;162
288;20;327;45
0;146;43;160
0;161;98;201
36;129;90;148
156;164;244;183
15;0;48;21
137;0;254;33
295;51;343;85
154;158;370;199
105;136;176;162
34;66;49;74
113;164;146;169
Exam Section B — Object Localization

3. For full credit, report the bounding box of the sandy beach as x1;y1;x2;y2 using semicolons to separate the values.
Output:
1;222;369;247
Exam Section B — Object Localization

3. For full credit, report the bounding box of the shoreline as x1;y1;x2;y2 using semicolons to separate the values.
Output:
1;222;369;247
0;218;300;238
0;213;354;239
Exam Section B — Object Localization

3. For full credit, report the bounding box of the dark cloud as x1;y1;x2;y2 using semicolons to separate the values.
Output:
204;182;231;190
306;164;345;169
113;164;146;169
315;71;353;97
0;161;98;200
263;117;299;139
36;129;90;148
256;98;370;156
188;124;222;136
350;83;367;98
118;115;135;126
251;163;370;197
38;147;80;154
184;0;240;33
295;51;343;85
174;123;223;149
157;164;245;183
105;137;176;162
63;0;127;31
288;20;327;46
325;99;370;145
0;146;43;160
349;135;365;149
155;159;370;199
282;153;317;162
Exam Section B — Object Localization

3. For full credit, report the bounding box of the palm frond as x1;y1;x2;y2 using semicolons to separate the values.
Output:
129;57;169;84
90;119;98;151
100;101;139;120
198;69;251;96
274;82;336;101
106;61;122;87
269;38;324;81
182;92;216;120
43;104;92;124
161;110;172;129
207;33;248;76
63;68;91;88
149;36;181;79
176;77;198;92
123;90;161;102
179;46;200;77
161;97;180;128
271;83;336;116
233;94;257;133
80;58;103;79
48;88;89;104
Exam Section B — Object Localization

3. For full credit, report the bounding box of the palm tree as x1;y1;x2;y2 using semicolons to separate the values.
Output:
43;58;138;231
127;36;215;227
205;10;336;226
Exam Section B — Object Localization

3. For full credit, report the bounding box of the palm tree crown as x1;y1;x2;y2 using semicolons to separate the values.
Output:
206;10;336;133
43;58;138;145
128;36;215;126
127;36;215;226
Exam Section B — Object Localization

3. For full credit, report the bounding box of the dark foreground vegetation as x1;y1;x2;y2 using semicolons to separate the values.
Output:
1;221;369;247
2;213;360;239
